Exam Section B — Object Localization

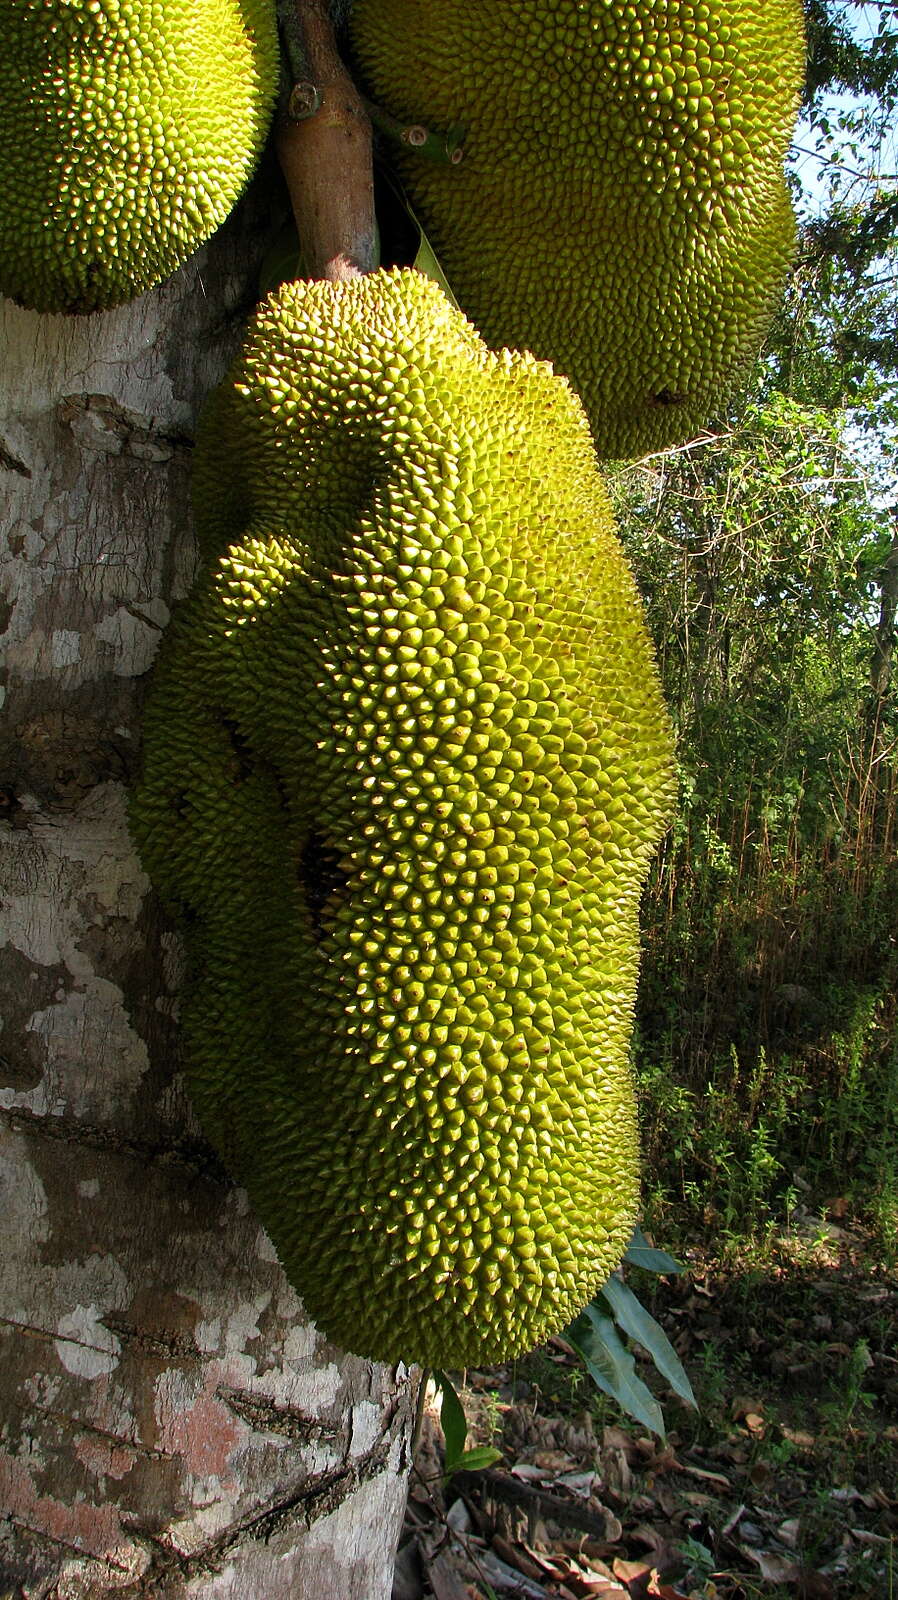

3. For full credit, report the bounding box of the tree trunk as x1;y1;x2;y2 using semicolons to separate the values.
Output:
0;192;414;1599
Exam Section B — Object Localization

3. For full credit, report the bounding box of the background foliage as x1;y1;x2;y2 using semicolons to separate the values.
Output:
620;0;898;1254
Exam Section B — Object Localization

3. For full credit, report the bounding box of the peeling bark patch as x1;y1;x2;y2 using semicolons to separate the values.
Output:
24;983;150;1125
77;897;181;1100
56;395;192;464
282;1320;320;1367
55;1306;121;1379
0;948;71;1093
0;436;31;476
74;1429;138;1483
194;1316;222;1356
50;630;82;669
95;602;170;678
349;1400;384;1457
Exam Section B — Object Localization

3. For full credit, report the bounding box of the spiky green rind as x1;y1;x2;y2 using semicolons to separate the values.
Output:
130;269;675;1366
0;0;278;315
350;0;805;459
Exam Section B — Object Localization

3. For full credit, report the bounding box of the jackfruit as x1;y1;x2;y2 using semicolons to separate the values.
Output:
350;0;805;459
0;0;278;315
130;268;675;1367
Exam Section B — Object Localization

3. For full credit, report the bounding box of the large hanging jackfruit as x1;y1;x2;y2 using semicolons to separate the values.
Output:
350;0;805;459
0;0;278;315
130;269;675;1367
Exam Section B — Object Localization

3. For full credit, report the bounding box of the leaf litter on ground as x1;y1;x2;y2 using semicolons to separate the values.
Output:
392;1226;897;1600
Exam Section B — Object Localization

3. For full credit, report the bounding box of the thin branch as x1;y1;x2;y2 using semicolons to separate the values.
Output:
275;0;376;281
793;143;898;182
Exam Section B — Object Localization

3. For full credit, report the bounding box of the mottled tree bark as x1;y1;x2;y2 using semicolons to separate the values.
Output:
0;194;414;1598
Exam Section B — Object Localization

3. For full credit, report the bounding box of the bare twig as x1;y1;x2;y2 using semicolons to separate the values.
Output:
276;0;376;280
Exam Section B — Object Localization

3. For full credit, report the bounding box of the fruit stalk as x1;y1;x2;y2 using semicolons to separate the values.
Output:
276;0;376;279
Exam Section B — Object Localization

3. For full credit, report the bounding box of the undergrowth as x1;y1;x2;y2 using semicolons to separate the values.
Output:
632;774;898;1259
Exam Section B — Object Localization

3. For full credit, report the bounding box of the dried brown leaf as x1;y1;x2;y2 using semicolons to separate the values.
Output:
591;1506;623;1543
557;1470;600;1496
629;1522;680;1569
532;1448;582;1472
612;1553;656;1587
653;1484;685;1520
731;1395;765;1422
574;1583;630;1599
794;1571;835;1600
749;1458;774;1489
602;1425;640;1459
393;1537;425;1600
675;1457;732;1489
740;1545;803;1583
646;1577;692;1600
419;1528;472;1600
491;1533;549;1580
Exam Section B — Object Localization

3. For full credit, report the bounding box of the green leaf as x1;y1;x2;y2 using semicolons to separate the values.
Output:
432;1375;501;1476
450;1445;503;1474
433;1369;467;1465
566;1307;666;1438
412;216;460;309
623;1224;684;1275
597;1275;697;1409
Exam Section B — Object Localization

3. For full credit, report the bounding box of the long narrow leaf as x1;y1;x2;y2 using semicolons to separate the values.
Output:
433;1369;468;1467
624;1224;683;1275
413;219;460;308
598;1275;697;1408
566;1308;666;1438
